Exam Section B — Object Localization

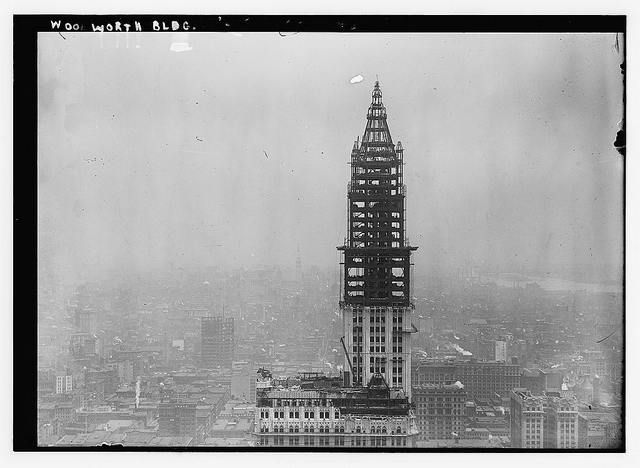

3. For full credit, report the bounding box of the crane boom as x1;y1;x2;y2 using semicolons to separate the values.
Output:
340;336;355;377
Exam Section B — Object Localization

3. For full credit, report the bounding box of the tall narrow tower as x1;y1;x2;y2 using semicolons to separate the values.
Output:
338;81;417;398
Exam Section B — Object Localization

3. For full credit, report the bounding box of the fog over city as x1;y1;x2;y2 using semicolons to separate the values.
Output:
38;33;623;286
33;29;625;450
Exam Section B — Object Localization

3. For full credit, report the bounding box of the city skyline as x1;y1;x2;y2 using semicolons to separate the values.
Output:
30;26;624;450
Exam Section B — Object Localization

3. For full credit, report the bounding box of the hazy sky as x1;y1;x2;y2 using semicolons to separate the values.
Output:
38;32;623;284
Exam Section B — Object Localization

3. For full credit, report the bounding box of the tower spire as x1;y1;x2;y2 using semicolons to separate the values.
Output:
362;81;393;147
338;82;417;396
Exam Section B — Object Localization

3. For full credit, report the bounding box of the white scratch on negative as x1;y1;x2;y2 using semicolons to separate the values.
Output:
170;42;192;52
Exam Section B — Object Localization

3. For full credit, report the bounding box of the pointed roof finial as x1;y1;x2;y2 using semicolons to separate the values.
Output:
371;79;383;106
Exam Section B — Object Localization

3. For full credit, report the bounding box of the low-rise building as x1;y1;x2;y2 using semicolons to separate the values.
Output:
413;360;520;400
412;381;466;441
511;389;545;448
544;396;580;449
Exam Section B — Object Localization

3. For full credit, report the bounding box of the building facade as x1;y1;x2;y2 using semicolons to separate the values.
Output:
578;411;622;449
201;317;234;369
413;360;521;400
495;341;507;362
338;81;418;397
544;396;580;449
511;389;545;448
159;400;198;439
413;382;466;441
255;372;417;447
511;389;584;449
55;375;73;394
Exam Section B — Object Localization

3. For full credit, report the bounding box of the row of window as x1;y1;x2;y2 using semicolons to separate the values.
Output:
260;425;343;433
417;410;462;416
351;179;398;187
350;345;405;354
261;410;334;420
259;436;409;447
415;397;464;402
351;166;397;175
349;306;406;312
272;399;330;407
350;312;405;320
261;425;406;435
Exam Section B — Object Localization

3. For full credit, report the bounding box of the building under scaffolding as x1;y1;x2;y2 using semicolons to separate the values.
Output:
255;82;419;448
338;81;418;397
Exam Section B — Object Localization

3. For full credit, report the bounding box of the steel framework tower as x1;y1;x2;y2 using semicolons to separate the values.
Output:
338;81;417;398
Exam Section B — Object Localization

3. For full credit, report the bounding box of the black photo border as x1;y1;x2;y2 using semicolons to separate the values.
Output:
13;14;626;453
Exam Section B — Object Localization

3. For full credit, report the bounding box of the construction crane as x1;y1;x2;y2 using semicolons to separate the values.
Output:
340;336;355;383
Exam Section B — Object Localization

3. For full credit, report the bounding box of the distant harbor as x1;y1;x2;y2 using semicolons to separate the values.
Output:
486;273;622;294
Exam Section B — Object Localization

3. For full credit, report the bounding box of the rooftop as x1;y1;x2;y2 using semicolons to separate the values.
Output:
54;431;194;447
257;373;411;416
203;437;254;446
211;418;253;432
413;381;465;392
